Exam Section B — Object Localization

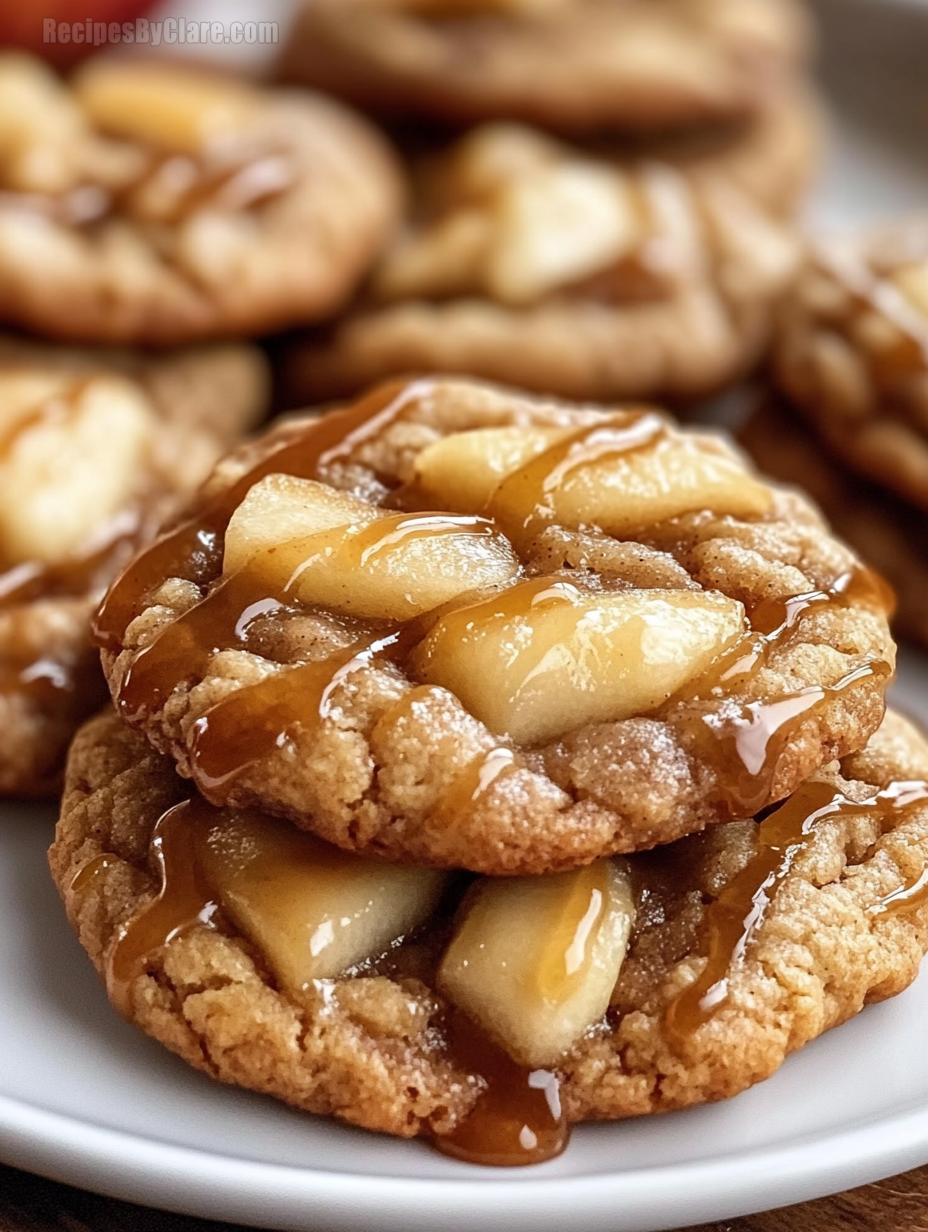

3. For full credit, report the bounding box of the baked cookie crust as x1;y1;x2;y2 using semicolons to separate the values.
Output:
98;379;894;873
50;707;928;1145
276;0;811;136
280;124;801;406
0;55;402;345
0;339;268;797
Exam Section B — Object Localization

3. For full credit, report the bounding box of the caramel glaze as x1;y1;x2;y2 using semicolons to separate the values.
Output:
93;379;431;652
79;793;567;1166
483;412;666;548
665;777;928;1037
674;566;895;818
97;795;220;1019
99;378;893;821
435;1009;568;1167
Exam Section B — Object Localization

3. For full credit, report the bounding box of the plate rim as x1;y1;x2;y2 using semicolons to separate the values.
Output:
4;1089;928;1232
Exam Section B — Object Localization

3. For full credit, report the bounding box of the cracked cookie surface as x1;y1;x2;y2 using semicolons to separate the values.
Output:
276;0;810;135
98;378;894;873
50;706;928;1147
281;123;801;406
0;337;267;797
0;54;402;345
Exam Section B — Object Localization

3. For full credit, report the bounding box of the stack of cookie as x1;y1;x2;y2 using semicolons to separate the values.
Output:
4;0;928;1179
0;51;403;794
50;377;928;1164
276;0;819;405
742;219;928;650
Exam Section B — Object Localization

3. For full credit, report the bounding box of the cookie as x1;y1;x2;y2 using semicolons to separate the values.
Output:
276;0;811;136
0;54;402;345
741;397;928;651
97;377;893;874
279;124;801;406
50;706;928;1161
774;218;928;514
0;338;268;796
629;86;822;219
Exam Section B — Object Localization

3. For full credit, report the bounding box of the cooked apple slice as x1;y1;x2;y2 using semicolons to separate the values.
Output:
223;474;383;575
412;425;568;513
74;62;260;155
438;859;635;1067
488;427;774;536
224;475;521;620
0;374;154;565
200;809;447;993
486;162;644;304
409;579;745;744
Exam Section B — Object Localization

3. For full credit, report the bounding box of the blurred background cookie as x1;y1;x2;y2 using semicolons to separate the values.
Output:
0;54;403;344
277;0;811;136
0;337;268;797
774;216;928;513
741;396;928;651
278;124;801;405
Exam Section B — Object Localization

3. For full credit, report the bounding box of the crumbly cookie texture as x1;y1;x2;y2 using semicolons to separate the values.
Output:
741;398;928;652
100;379;894;873
50;707;928;1141
775;218;928;514
276;0;810;135
280;124;801;405
0;54;402;345
0;339;268;797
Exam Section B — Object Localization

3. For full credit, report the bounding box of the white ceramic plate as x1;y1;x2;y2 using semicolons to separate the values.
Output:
5;4;928;1228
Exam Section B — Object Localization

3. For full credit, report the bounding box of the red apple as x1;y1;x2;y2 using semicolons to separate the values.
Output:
0;1;157;68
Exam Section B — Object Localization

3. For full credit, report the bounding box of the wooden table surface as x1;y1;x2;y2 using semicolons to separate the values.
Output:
2;1161;928;1231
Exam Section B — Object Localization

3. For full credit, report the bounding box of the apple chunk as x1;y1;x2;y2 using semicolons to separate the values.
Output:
412;425;568;513
223;474;382;575
74;62;260;156
224;474;521;620
412;423;772;533
200;809;447;994
409;579;745;744
438;859;635;1067
0;374;154;565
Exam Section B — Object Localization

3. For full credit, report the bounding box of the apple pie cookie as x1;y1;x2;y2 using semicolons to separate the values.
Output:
775;217;928;515
0;54;402;345
50;706;928;1162
276;0;810;136
280;124;801;405
0;339;267;796
97;378;894;873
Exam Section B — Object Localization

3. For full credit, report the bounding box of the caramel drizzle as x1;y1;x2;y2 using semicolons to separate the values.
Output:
678;567;895;818
93;379;432;652
483;412;666;547
97;379;895;826
79;793;567;1167
435;1009;568;1168
117;508;491;721
101;797;220;1019
665;777;928;1037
